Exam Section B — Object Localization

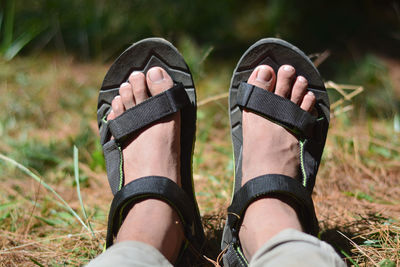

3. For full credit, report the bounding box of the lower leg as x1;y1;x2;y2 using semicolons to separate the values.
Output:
117;200;184;262
239;199;302;259
107;68;184;263
239;65;316;260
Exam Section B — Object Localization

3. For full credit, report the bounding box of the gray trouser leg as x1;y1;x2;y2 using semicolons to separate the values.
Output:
249;228;346;267
86;241;172;267
87;229;345;267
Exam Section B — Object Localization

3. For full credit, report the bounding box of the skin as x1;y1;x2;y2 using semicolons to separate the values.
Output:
107;67;183;263
106;64;316;263
239;64;315;260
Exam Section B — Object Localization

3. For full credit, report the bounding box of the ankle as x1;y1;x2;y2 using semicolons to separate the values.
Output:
239;198;302;259
116;199;184;263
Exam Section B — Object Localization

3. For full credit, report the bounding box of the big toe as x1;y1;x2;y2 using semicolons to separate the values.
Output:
146;67;174;96
247;65;276;91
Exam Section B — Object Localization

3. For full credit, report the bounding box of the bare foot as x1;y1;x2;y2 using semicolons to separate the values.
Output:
239;65;316;260
106;67;183;263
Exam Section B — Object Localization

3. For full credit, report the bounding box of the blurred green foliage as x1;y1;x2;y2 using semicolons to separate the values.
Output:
0;0;45;60
1;0;398;61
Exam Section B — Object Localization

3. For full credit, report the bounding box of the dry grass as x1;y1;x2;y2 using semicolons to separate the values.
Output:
0;55;399;266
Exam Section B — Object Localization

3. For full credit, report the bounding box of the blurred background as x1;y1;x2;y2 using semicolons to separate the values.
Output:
1;0;400;266
2;0;400;116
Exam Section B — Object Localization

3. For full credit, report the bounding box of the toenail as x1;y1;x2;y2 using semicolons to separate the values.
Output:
130;71;141;77
298;76;307;83
121;82;130;87
283;65;294;72
255;66;272;82
148;68;164;82
307;91;314;96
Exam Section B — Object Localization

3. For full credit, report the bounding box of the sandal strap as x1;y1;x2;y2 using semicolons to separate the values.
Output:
109;82;190;143
103;140;123;195
98;103;112;146
106;176;196;247
237;82;317;138
227;174;318;237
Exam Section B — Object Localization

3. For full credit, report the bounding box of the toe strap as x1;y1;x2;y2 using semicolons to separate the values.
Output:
106;176;196;247
226;174;319;237
108;82;190;144
237;82;317;138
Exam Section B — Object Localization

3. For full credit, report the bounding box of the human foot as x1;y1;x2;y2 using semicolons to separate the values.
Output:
242;64;316;182
106;67;184;263
239;65;316;259
107;67;181;185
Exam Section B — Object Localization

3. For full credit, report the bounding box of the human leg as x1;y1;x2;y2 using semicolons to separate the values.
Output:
241;65;344;267
238;64;310;258
90;38;205;266
222;38;343;267
88;67;181;267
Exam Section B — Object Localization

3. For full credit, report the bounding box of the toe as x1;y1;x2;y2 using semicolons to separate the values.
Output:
247;65;276;91
146;67;174;96
119;82;135;109
107;110;116;121
129;71;148;104
300;91;316;112
275;65;295;98
290;76;308;105
111;95;125;117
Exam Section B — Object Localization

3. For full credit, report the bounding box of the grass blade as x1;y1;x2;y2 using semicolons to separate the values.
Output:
1;0;14;51
0;201;17;211
339;248;359;266
0;152;90;233
4;25;45;61
0;11;3;34
30;258;45;267
73;146;95;237
337;230;379;266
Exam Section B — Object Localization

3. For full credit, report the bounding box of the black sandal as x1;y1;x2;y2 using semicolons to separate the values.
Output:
97;38;206;266
221;38;330;266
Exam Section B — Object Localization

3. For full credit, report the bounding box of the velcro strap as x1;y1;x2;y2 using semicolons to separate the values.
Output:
237;82;316;138
227;174;318;236
106;176;196;247
99;121;111;146
109;83;190;143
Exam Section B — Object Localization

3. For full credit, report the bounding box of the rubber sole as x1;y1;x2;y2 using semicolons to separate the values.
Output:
97;38;206;266
221;38;330;266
